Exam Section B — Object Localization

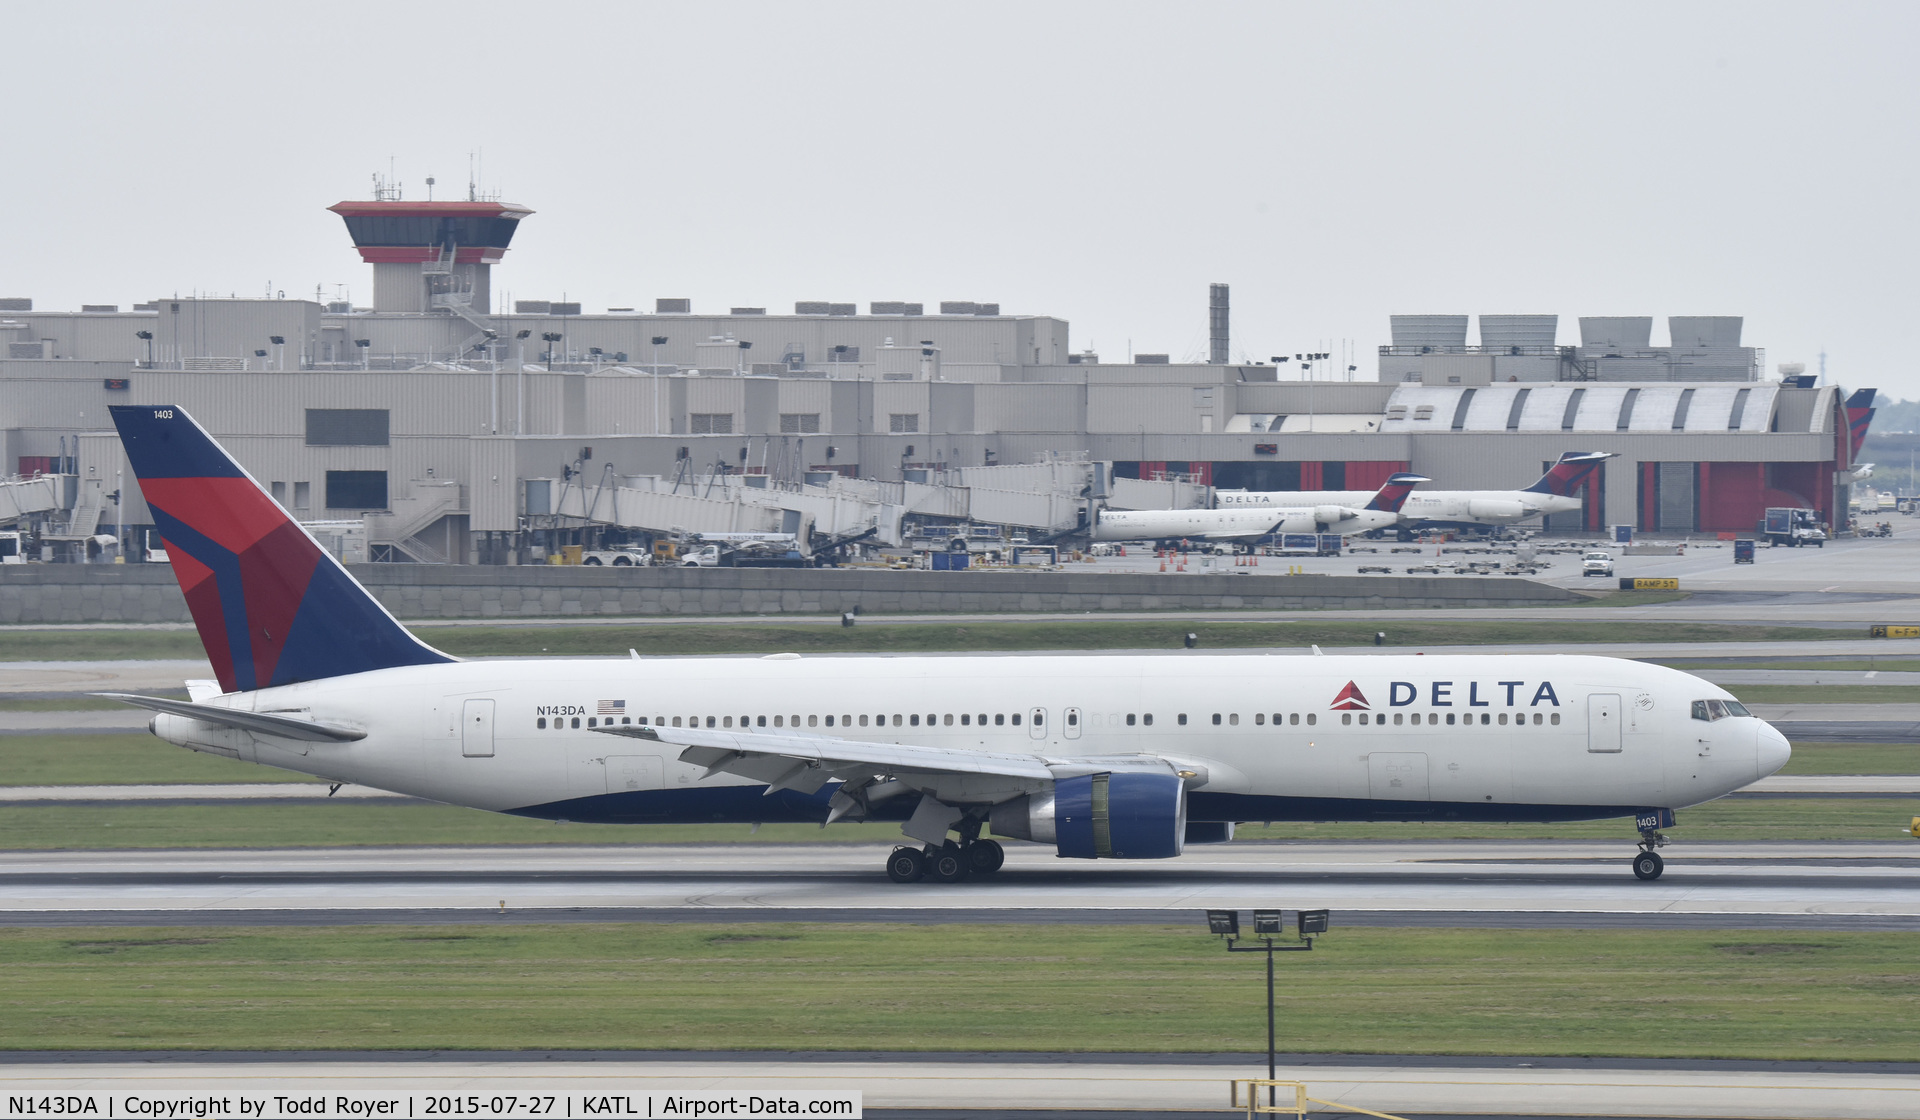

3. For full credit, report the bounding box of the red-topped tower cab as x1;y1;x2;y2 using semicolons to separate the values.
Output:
328;194;533;316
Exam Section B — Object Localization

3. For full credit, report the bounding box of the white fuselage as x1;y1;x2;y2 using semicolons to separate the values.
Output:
1092;505;1397;542
1215;489;1582;527
153;653;1786;827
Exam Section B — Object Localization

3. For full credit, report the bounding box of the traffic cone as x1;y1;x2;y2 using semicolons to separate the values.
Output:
1159;558;1167;572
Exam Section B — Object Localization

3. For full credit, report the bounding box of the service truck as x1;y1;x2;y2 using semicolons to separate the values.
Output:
1761;507;1827;547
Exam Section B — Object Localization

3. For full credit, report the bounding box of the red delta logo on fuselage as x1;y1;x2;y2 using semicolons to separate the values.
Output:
1329;680;1563;709
1330;681;1370;710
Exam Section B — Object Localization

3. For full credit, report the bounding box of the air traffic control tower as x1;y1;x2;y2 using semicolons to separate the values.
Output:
327;194;533;316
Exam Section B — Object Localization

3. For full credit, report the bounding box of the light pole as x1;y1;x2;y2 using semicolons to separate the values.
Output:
651;336;669;435
513;330;533;434
1205;907;1329;1107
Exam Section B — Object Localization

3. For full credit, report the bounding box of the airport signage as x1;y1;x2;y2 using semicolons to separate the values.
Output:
1869;624;1920;638
0;1094;861;1119
1618;577;1680;591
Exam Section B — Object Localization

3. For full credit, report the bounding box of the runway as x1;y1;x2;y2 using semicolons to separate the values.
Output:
5;841;1917;929
2;1052;1917;1119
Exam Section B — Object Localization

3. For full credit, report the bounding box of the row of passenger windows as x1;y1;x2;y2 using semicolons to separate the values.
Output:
537;711;1044;730
528;709;1560;730
1339;711;1561;726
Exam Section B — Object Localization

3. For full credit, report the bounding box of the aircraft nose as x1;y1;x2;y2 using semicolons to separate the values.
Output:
1756;722;1792;778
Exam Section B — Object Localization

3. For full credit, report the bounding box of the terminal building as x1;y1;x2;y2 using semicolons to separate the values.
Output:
0;192;1868;563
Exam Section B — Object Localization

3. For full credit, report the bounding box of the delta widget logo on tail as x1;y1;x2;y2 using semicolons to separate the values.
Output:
1329;681;1370;710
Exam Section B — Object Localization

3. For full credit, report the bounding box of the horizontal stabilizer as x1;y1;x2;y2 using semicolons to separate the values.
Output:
94;692;366;742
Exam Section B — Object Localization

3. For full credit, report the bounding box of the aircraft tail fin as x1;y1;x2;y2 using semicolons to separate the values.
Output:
1844;388;1876;461
1364;473;1431;513
108;405;453;694
1522;451;1613;496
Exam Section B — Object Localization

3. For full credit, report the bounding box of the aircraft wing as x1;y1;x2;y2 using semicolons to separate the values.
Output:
594;722;1054;789
94;692;367;742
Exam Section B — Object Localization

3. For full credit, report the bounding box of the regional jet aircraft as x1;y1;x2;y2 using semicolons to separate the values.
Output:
1214;451;1614;533
100;407;1786;883
1091;473;1429;543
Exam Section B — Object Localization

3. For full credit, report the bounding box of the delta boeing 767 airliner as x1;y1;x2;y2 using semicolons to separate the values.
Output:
100;405;1789;883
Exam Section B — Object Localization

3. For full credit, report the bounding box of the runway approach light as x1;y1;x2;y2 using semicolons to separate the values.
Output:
1299;909;1331;936
1206;909;1239;937
1253;909;1284;936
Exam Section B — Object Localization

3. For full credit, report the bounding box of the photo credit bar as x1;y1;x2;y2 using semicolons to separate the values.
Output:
0;1095;860;1120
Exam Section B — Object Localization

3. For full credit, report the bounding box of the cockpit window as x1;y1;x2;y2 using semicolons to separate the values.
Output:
1693;699;1748;721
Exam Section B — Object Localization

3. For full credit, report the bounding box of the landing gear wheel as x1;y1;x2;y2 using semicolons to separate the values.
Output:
967;839;1005;874
1632;851;1665;880
885;846;926;883
928;843;971;883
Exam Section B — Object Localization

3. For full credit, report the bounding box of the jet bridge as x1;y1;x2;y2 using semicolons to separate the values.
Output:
536;460;1101;546
0;474;66;525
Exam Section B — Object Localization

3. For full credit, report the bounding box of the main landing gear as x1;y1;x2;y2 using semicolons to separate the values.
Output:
1632;825;1670;880
885;838;1005;884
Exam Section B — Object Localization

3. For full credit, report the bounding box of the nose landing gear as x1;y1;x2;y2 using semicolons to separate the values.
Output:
1631;809;1674;880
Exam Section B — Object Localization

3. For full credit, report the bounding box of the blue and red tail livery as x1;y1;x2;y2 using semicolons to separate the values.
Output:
1844;388;1876;462
1364;473;1431;513
109;405;452;693
1523;451;1612;496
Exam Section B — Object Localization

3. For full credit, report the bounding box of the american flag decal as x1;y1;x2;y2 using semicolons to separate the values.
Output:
597;699;626;716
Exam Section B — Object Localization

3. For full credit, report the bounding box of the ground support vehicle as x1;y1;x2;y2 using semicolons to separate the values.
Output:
1761;507;1827;547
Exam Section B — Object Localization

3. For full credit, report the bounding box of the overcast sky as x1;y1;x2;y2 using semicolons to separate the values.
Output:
6;2;1916;394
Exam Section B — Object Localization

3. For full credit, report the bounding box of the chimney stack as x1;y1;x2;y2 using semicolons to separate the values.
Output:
1208;283;1230;365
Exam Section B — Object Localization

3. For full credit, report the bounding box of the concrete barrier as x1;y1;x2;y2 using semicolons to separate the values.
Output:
0;564;1582;625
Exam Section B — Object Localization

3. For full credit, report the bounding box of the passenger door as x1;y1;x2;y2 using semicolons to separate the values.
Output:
1367;753;1430;800
1029;707;1048;740
460;699;495;758
1063;707;1082;740
1588;693;1622;753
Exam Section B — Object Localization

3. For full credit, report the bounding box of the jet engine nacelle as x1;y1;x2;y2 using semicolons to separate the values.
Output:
988;772;1186;859
1312;505;1353;524
1466;498;1527;523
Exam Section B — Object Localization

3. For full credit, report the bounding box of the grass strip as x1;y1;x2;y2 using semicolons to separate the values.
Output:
0;618;1857;664
422;619;1849;658
1659;659;1920;672
0;923;1914;1059
0;735;316;787
1778;742;1920;775
1723;684;1920;705
0;630;204;661
0;798;1907;850
0;698;161;712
